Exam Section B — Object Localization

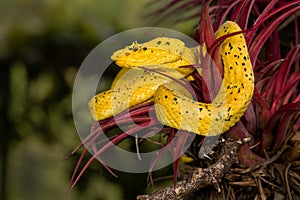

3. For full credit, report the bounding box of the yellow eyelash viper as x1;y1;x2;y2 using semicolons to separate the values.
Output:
88;21;254;136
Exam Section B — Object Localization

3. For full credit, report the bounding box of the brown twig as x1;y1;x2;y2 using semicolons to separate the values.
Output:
136;137;251;200
285;163;292;200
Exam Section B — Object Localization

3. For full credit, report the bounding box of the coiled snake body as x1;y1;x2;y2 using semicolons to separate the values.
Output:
89;21;254;136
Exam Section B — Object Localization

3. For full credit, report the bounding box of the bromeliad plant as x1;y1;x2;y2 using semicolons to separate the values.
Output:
69;0;300;198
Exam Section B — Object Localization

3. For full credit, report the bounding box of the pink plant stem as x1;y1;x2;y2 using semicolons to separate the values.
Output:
69;120;158;191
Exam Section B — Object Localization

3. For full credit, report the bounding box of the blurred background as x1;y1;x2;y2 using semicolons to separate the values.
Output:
0;0;197;199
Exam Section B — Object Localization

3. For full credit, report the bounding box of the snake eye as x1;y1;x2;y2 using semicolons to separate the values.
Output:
133;47;138;52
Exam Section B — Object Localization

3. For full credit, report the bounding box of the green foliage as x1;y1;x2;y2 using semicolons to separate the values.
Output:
0;0;178;199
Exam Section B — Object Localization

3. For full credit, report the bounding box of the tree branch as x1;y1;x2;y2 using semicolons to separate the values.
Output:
137;137;251;200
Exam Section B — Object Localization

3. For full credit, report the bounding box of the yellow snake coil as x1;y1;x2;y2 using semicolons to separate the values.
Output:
88;21;254;136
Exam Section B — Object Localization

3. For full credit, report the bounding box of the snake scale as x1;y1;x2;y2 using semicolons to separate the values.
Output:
88;21;254;136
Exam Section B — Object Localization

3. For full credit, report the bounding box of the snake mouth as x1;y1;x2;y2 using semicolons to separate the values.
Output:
114;60;155;68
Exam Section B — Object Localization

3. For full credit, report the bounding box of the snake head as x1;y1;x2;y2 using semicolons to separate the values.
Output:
111;37;189;68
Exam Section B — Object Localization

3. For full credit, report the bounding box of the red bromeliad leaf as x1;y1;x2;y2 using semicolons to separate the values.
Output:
293;114;300;132
246;1;300;43
282;73;300;103
145;0;202;26
246;0;278;43
69;102;160;191
147;128;190;189
189;72;205;101
272;45;300;111
249;5;300;64
201;52;223;101
261;102;300;152
274;71;300;109
196;0;215;48
254;59;284;81
238;143;265;167
255;77;273;94
273;112;296;152
230;0;255;30
195;0;224;101
266;31;281;62
172;131;192;187
69;119;161;191
144;0;182;20
230;0;246;22
243;102;257;137
213;1;241;29
69;148;89;190
147;132;173;187
253;89;272;129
